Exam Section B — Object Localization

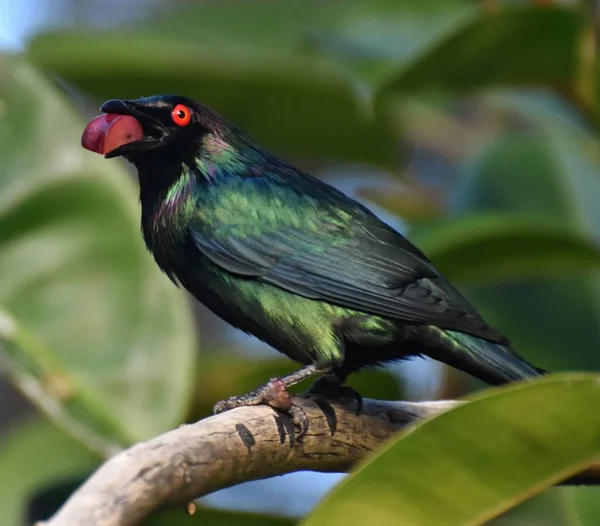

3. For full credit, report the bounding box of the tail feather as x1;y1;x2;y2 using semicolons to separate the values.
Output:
435;329;546;386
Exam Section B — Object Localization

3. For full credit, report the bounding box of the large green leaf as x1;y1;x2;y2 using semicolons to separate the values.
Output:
572;486;600;526
376;6;581;98
145;0;468;59
144;0;341;51
0;417;99;526
0;58;196;451
448;127;600;373
488;488;586;526
413;213;600;284
26;31;397;168
304;374;600;526
305;1;476;86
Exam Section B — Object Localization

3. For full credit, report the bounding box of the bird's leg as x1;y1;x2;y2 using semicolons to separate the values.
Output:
213;364;325;439
307;367;363;415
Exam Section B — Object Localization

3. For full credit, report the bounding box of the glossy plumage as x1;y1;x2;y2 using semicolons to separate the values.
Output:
93;95;544;391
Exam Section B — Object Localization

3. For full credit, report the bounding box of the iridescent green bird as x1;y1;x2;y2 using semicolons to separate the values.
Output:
82;95;545;430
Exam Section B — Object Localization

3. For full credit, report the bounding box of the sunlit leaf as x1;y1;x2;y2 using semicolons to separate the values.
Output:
304;374;600;526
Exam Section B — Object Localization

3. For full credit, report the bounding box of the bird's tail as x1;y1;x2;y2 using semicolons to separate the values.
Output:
435;329;546;385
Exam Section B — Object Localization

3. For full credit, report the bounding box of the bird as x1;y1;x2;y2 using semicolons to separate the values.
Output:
81;94;545;433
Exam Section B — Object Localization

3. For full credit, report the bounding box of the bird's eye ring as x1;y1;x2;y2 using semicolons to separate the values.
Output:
171;104;192;126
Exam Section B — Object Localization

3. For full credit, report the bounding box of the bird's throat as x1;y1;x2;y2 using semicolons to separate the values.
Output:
153;166;196;230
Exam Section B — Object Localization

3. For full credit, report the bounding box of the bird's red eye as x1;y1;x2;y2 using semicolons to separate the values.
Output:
171;104;192;126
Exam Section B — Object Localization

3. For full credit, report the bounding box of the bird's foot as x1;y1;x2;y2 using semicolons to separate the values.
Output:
213;365;323;440
213;377;293;413
307;373;363;416
213;378;309;439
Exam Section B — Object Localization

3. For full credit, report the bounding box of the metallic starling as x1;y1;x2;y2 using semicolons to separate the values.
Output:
82;95;545;434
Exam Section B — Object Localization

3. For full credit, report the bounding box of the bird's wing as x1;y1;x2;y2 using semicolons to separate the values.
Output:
188;185;505;343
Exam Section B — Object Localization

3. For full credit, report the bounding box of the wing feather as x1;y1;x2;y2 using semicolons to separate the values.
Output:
190;220;507;343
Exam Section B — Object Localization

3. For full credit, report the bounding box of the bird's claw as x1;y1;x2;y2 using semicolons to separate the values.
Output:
213;377;309;440
288;404;309;440
308;376;363;416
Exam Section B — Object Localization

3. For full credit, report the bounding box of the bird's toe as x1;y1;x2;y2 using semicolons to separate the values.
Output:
288;404;310;440
308;378;363;416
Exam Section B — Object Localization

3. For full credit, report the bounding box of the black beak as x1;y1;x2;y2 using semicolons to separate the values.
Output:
100;99;131;114
100;99;166;158
101;99;157;122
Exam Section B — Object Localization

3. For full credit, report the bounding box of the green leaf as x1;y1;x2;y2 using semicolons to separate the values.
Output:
448;127;600;373
377;6;581;98
413;213;600;284
488;488;585;526
0;417;98;526
0;58;197;452
143;0;340;51
304;374;600;526
571;486;600;526
305;1;476;86
357;185;443;221
26;32;397;168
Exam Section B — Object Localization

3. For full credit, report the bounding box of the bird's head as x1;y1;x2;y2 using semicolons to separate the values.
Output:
81;94;235;167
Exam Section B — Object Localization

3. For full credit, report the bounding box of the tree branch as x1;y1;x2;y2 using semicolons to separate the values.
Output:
39;396;600;526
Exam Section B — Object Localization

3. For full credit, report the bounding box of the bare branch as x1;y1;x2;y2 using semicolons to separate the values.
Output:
39;396;600;526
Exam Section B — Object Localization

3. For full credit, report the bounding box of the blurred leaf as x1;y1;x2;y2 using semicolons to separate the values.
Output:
377;6;581;99
448;127;600;373
145;0;339;51
148;0;470;62
306;1;476;85
413;213;600;284
27;32;398;168
24;479;294;526
11;426;293;526
0;417;98;526
488;488;584;526
146;507;294;526
0;58;197;451
357;185;443;221
191;355;403;420
25;476;87;526
483;89;589;133
571;487;600;526
304;374;600;526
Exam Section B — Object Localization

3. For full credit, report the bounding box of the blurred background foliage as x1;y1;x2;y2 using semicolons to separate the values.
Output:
1;0;600;524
